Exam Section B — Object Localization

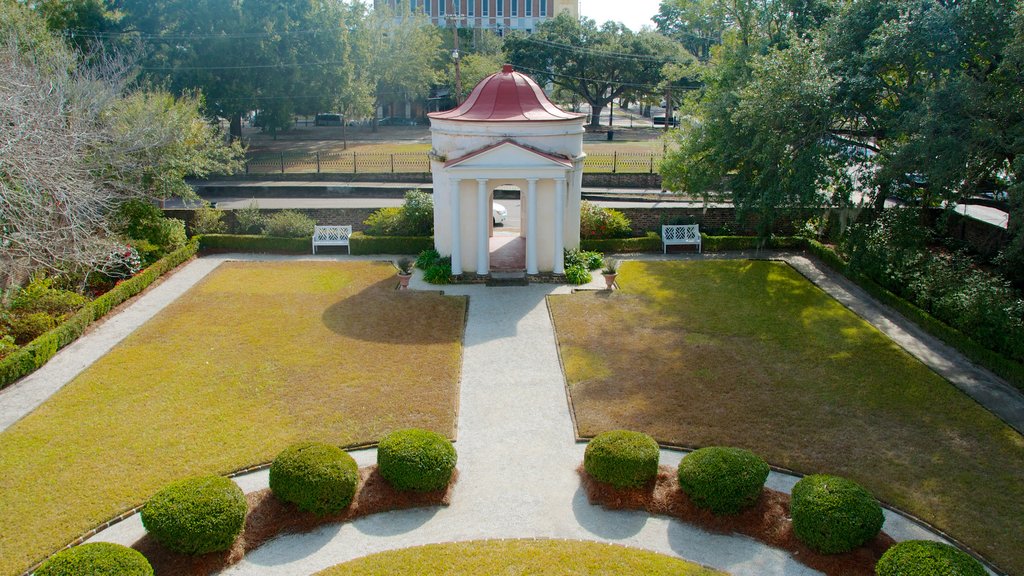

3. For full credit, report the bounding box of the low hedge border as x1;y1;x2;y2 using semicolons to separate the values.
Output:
581;233;662;253
0;239;199;391
198;234;309;254
350;233;434;255
802;239;1024;391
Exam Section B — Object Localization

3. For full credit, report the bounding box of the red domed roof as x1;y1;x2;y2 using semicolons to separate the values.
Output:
429;65;585;122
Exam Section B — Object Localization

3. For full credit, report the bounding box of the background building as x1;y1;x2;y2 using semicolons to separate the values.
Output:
379;0;579;33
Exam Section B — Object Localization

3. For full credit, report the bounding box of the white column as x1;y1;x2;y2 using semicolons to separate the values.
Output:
476;178;489;275
526;178;538;274
450;178;462;275
554;177;566;274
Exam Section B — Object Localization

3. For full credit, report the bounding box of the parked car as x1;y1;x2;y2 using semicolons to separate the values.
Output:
493;202;507;225
314;113;343;126
652;115;679;126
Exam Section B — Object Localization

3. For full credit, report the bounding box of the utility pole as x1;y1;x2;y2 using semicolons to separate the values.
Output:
448;9;464;105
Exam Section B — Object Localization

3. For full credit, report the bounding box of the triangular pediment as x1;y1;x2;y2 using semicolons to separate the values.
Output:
444;140;573;170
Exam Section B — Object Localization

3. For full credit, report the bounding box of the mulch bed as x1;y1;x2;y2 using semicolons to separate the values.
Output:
579;465;893;576
134;466;456;576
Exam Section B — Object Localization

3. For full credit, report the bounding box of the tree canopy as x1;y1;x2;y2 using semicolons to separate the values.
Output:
505;12;688;127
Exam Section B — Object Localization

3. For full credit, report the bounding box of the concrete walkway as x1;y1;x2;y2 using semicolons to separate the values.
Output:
0;252;1011;574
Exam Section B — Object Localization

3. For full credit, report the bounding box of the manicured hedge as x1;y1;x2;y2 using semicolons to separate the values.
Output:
677;446;769;515
0;239;198;391
198;234;309;254
269;442;359;516
35;542;153;576
790;474;884;554
581;232;662;253
349;232;434;255
377;428;457;492
875;540;987;576
701;235;803;252
141;475;247;555
801;240;1024;391
583;430;660;488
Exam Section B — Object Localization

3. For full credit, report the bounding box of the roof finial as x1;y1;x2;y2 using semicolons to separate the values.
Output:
501;64;514;73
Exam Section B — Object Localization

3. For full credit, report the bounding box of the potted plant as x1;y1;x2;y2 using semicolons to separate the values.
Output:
601;258;620;290
395;257;414;290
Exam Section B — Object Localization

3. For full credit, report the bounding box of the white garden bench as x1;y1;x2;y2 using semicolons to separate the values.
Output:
312;225;351;254
662;224;702;254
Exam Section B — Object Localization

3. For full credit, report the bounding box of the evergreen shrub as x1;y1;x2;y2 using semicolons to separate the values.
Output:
377;428;457;492
269;442;359;516
875;540;986;576
677;446;769;515
141;475;247;555
790;474;884;554
583;430;660;488
35;542;153;576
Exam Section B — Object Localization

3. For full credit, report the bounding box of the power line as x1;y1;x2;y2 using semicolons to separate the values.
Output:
518;36;684;64
63;27;328;42
514;64;699;92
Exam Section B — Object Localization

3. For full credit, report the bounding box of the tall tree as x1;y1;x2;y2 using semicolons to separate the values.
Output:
504;12;685;128
114;0;358;137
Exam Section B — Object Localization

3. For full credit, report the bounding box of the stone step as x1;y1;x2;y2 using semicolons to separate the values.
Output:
486;271;529;287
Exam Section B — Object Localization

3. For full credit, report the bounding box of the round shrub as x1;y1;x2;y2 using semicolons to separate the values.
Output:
263;210;315;238
377;428;457;492
35;542;153;576
141;475;247;555
583;430;660;488
564;264;592;285
875;540;986;576
677;446;769;515
790;474;884;554
269;442;359;516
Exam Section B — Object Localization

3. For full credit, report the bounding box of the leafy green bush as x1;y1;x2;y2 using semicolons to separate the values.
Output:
349;232;434;255
35;542;153;576
233;200;265;234
416;249;441;270
0;335;17;361
114;199;187;263
875;540;986;576
263;210;315;238
564;264;592;285
377;428;457;492
580;200;632;239
190;205;227;235
582;232;662;253
363;190;433;236
141;475;247;555
7;312;57;345
583;430;660;488
677;446;769;515
790;474;884;554
269;442;359;516
423;257;453;284
843;209;1024;362
9;276;87;317
564;248;604;270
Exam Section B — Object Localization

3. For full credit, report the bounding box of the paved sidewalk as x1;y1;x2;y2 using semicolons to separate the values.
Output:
0;252;1009;574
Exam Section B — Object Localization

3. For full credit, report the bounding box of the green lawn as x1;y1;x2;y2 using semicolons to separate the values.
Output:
549;260;1024;575
0;261;466;576
315;539;724;576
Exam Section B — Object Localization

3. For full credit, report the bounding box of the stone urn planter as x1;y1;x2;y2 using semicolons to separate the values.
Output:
602;258;620;290
395;257;414;290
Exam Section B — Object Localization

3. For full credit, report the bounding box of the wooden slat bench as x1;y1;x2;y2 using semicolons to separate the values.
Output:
662;224;702;254
312;225;351;254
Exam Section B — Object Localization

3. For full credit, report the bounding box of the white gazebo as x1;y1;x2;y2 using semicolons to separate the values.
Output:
428;65;587;277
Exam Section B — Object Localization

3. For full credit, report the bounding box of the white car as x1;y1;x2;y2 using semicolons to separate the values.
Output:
493;202;507;225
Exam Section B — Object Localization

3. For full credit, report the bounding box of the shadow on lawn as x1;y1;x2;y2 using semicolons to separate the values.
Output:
321;276;467;345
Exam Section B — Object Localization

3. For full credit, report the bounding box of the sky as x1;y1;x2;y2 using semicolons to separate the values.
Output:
578;0;664;31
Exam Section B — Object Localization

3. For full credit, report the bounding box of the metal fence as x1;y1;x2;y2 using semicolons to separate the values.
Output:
244;151;663;175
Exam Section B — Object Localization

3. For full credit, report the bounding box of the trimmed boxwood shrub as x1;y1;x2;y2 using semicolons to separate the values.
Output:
377;428;457;492
349;232;434;255
790;474;884;554
198;234;309;254
677;446;769;515
141;475;247;555
582;232;663;253
875;540;986;576
583;430;660;488
35;542;153;576
269;442;359;516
